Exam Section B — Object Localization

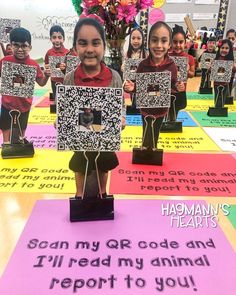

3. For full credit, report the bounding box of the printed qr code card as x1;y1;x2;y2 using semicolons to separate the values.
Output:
210;60;234;83
123;58;143;81
136;71;171;108
0;61;37;98
56;85;123;151
49;56;66;78
200;52;216;69
65;55;80;75
170;56;188;82
0;18;21;43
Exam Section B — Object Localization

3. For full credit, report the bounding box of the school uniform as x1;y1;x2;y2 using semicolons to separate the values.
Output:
44;45;69;95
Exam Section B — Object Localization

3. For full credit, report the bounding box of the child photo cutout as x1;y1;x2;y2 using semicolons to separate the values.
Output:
48;56;66;78
65;55;80;76
135;71;171;108
1;61;37;98
0;18;21;43
210;60;234;83
170;56;188;82
123;58;143;81
200;52;216;70
56;85;123;151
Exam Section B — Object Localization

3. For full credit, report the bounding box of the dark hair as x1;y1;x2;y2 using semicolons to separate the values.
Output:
226;29;236;37
127;27;147;58
172;24;186;40
73;18;106;49
10;27;31;45
148;21;172;58
216;39;234;60
208;36;216;42
50;25;65;38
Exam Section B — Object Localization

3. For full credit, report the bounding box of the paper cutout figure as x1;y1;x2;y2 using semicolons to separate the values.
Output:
1;61;37;98
170;56;188;82
57;85;123;151
123;58;143;81
0;18;21;43
210;60;234;83
48;56;66;78
136;72;171;108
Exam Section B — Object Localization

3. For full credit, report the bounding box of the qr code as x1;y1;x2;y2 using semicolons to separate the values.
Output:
65;56;80;75
170;56;188;82
210;60;234;83
136;72;171;108
123;58;143;81
1;61;37;98
0;18;21;43
57;85;123;151
200;53;216;69
49;56;66;78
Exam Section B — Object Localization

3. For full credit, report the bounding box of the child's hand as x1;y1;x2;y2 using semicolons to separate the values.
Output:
59;63;66;71
123;79;135;92
44;64;51;77
121;116;126;130
176;81;185;92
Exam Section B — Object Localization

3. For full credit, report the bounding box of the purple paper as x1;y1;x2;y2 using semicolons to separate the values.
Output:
25;124;56;148
0;199;235;294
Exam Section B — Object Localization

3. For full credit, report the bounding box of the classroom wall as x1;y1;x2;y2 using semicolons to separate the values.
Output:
0;0;78;59
0;0;234;59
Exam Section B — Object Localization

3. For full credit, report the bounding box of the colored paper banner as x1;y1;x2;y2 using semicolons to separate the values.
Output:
0;199;235;295
227;205;236;229
186;99;236;112
34;97;50;107
110;152;236;196
28;107;56;124
203;127;236;152
34;89;49;96
192;111;236;127
187;92;213;100
121;126;220;151
0;124;56;148
126;111;197;127
0;149;75;193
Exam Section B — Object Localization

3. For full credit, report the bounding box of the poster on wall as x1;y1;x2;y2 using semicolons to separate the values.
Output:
165;14;188;22
193;13;218;20
167;0;192;3
0;18;21;43
195;0;220;4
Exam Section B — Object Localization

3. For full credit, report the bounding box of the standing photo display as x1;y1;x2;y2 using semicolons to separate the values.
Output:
123;58;143;81
65;55;80;75
200;52;216;69
0;18;21;43
57;85;123;151
170;56;188;82
210;60;234;83
48;56;66;78
0;61;37;98
136;71;171;108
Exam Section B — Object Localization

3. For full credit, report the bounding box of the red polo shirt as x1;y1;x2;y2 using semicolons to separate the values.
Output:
0;55;44;112
74;62;112;87
44;45;69;83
